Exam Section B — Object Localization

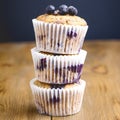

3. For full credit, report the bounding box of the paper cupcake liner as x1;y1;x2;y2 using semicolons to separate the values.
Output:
32;19;88;54
30;78;86;116
31;47;87;84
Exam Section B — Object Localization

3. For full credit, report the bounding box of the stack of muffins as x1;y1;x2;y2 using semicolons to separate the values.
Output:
30;5;88;116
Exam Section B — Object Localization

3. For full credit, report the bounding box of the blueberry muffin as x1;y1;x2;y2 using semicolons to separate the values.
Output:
32;5;88;54
30;78;86;116
31;47;87;84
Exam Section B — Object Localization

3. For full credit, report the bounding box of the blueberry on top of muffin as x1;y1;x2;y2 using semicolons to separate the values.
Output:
46;5;55;14
45;4;78;16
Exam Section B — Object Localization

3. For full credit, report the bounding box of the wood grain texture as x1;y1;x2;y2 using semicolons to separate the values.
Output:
0;40;120;120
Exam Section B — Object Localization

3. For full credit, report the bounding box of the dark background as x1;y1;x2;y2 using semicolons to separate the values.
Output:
0;0;120;42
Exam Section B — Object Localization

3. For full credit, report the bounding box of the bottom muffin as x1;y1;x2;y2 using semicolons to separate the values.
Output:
30;78;86;116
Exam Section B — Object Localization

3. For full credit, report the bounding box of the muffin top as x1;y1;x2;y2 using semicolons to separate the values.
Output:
36;14;87;26
34;80;81;89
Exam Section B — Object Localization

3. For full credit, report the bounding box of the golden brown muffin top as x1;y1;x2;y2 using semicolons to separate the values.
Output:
36;14;87;26
34;80;81;89
34;80;50;88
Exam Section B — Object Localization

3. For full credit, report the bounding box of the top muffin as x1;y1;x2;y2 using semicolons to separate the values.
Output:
32;5;88;54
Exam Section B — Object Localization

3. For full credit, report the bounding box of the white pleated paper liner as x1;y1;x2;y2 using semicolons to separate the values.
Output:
32;19;88;54
31;47;87;84
30;78;86;116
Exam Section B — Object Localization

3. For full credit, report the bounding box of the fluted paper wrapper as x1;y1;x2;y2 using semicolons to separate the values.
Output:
31;48;87;84
32;19;88;54
30;78;86;116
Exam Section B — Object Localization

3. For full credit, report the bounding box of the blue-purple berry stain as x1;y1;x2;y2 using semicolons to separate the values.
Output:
67;64;83;73
37;58;47;70
49;85;66;103
77;64;83;73
50;90;61;103
67;30;77;39
50;95;60;103
57;42;60;47
54;64;83;83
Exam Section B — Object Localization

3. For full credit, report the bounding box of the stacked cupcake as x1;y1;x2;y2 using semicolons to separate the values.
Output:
30;5;88;116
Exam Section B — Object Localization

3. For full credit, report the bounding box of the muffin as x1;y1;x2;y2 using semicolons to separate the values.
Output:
30;78;86;116
31;47;87;84
32;5;88;54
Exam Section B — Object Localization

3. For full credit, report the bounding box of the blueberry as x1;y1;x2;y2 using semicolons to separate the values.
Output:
68;6;78;15
59;4;68;15
46;5;55;14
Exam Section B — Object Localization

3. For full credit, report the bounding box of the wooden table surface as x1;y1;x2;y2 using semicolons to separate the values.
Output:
0;40;120;120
